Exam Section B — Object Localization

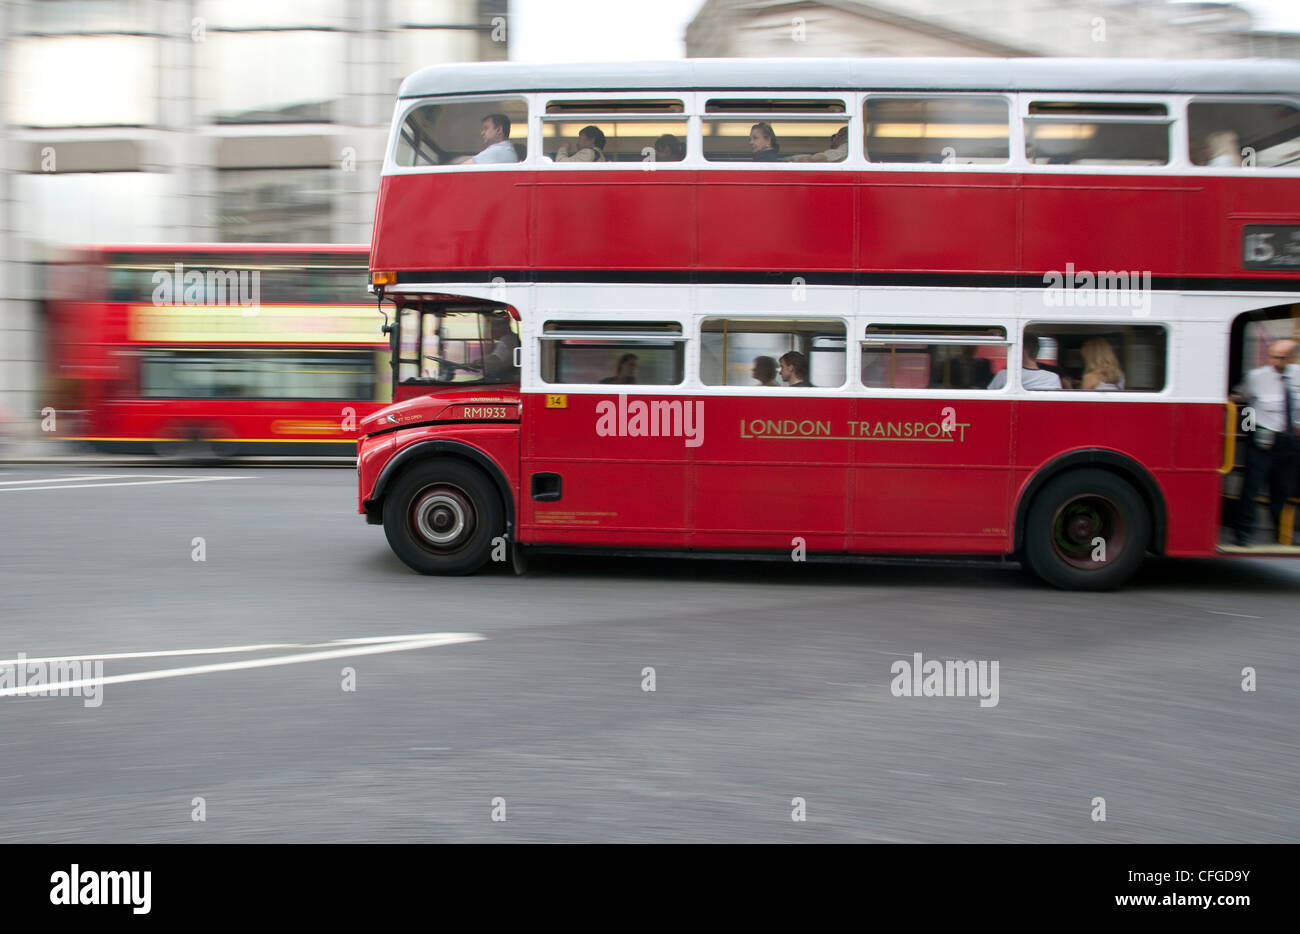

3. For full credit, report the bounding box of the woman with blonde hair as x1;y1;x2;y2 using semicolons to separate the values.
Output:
1081;338;1125;390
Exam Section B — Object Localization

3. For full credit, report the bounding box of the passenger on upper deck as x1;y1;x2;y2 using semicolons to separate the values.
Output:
788;127;849;163
463;114;518;164
556;125;608;162
749;123;781;162
987;333;1062;390
654;133;685;163
1206;130;1243;167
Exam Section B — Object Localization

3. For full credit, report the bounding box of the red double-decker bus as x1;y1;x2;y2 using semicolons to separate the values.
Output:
48;244;386;456
357;58;1300;589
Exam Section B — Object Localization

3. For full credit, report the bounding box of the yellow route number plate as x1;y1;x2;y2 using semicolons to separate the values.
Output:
545;394;567;409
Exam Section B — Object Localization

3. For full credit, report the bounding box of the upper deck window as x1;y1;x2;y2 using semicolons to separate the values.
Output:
543;99;687;164
1025;101;1170;166
703;98;848;164
396;98;529;167
864;96;1009;165
1188;99;1300;168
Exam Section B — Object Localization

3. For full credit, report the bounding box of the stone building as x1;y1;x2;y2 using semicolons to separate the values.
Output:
686;0;1300;59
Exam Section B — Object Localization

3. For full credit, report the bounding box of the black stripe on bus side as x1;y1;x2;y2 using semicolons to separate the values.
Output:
391;270;1300;291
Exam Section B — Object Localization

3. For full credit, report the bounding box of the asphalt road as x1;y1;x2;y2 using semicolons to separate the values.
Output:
1;466;1297;842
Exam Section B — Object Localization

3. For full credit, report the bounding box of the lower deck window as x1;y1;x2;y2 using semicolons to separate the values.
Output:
540;321;685;385
139;349;379;400
700;318;846;388
1023;324;1167;391
861;325;1008;389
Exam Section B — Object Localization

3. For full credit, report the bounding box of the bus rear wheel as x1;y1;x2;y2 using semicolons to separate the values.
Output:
382;459;502;575
1023;469;1150;591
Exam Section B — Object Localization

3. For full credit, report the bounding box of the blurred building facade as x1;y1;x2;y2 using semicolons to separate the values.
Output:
0;0;507;429
687;0;1300;59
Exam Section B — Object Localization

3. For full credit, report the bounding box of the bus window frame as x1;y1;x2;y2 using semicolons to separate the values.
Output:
1018;92;1177;172
697;90;856;170
857;322;1012;393
861;92;1015;170
377;88;1300;178
1182;94;1300;172
1023;320;1172;395
135;346;379;402
388;93;533;173
697;313;851;390
536;317;690;388
539;92;691;169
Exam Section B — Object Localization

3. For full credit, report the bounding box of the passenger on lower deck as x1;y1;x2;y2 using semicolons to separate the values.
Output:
779;351;811;387
932;345;992;389
1080;338;1125;390
987;333;1062;390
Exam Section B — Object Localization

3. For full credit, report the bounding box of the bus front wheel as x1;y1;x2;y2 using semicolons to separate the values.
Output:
1023;468;1150;591
382;459;502;575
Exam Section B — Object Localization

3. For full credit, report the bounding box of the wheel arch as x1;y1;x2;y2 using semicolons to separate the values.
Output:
1013;449;1167;556
365;439;515;539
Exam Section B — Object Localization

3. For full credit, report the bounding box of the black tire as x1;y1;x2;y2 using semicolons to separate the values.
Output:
156;423;237;461
382;459;502;575
1023;468;1150;591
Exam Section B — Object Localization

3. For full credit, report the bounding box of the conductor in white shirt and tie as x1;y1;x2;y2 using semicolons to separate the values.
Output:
1232;338;1300;545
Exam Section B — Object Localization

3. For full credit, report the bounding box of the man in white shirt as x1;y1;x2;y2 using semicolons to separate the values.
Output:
987;333;1063;390
469;114;518;164
1232;338;1300;545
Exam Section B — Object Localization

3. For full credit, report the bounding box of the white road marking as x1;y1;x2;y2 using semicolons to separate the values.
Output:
0;641;305;666
0;476;254;493
0;475;146;486
0;632;484;697
1206;611;1262;619
0;633;475;666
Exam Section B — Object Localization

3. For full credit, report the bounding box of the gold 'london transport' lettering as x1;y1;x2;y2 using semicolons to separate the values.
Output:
739;419;970;442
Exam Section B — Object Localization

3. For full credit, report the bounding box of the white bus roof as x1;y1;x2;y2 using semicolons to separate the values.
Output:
398;57;1300;100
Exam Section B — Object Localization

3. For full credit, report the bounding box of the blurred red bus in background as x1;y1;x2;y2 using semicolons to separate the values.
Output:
47;244;387;456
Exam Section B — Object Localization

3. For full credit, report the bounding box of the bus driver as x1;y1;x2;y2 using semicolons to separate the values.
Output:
482;313;520;380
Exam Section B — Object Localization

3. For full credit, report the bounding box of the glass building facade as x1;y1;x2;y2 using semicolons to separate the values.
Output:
0;0;508;426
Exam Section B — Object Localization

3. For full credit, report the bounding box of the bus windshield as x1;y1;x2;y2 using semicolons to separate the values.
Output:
396;304;520;386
